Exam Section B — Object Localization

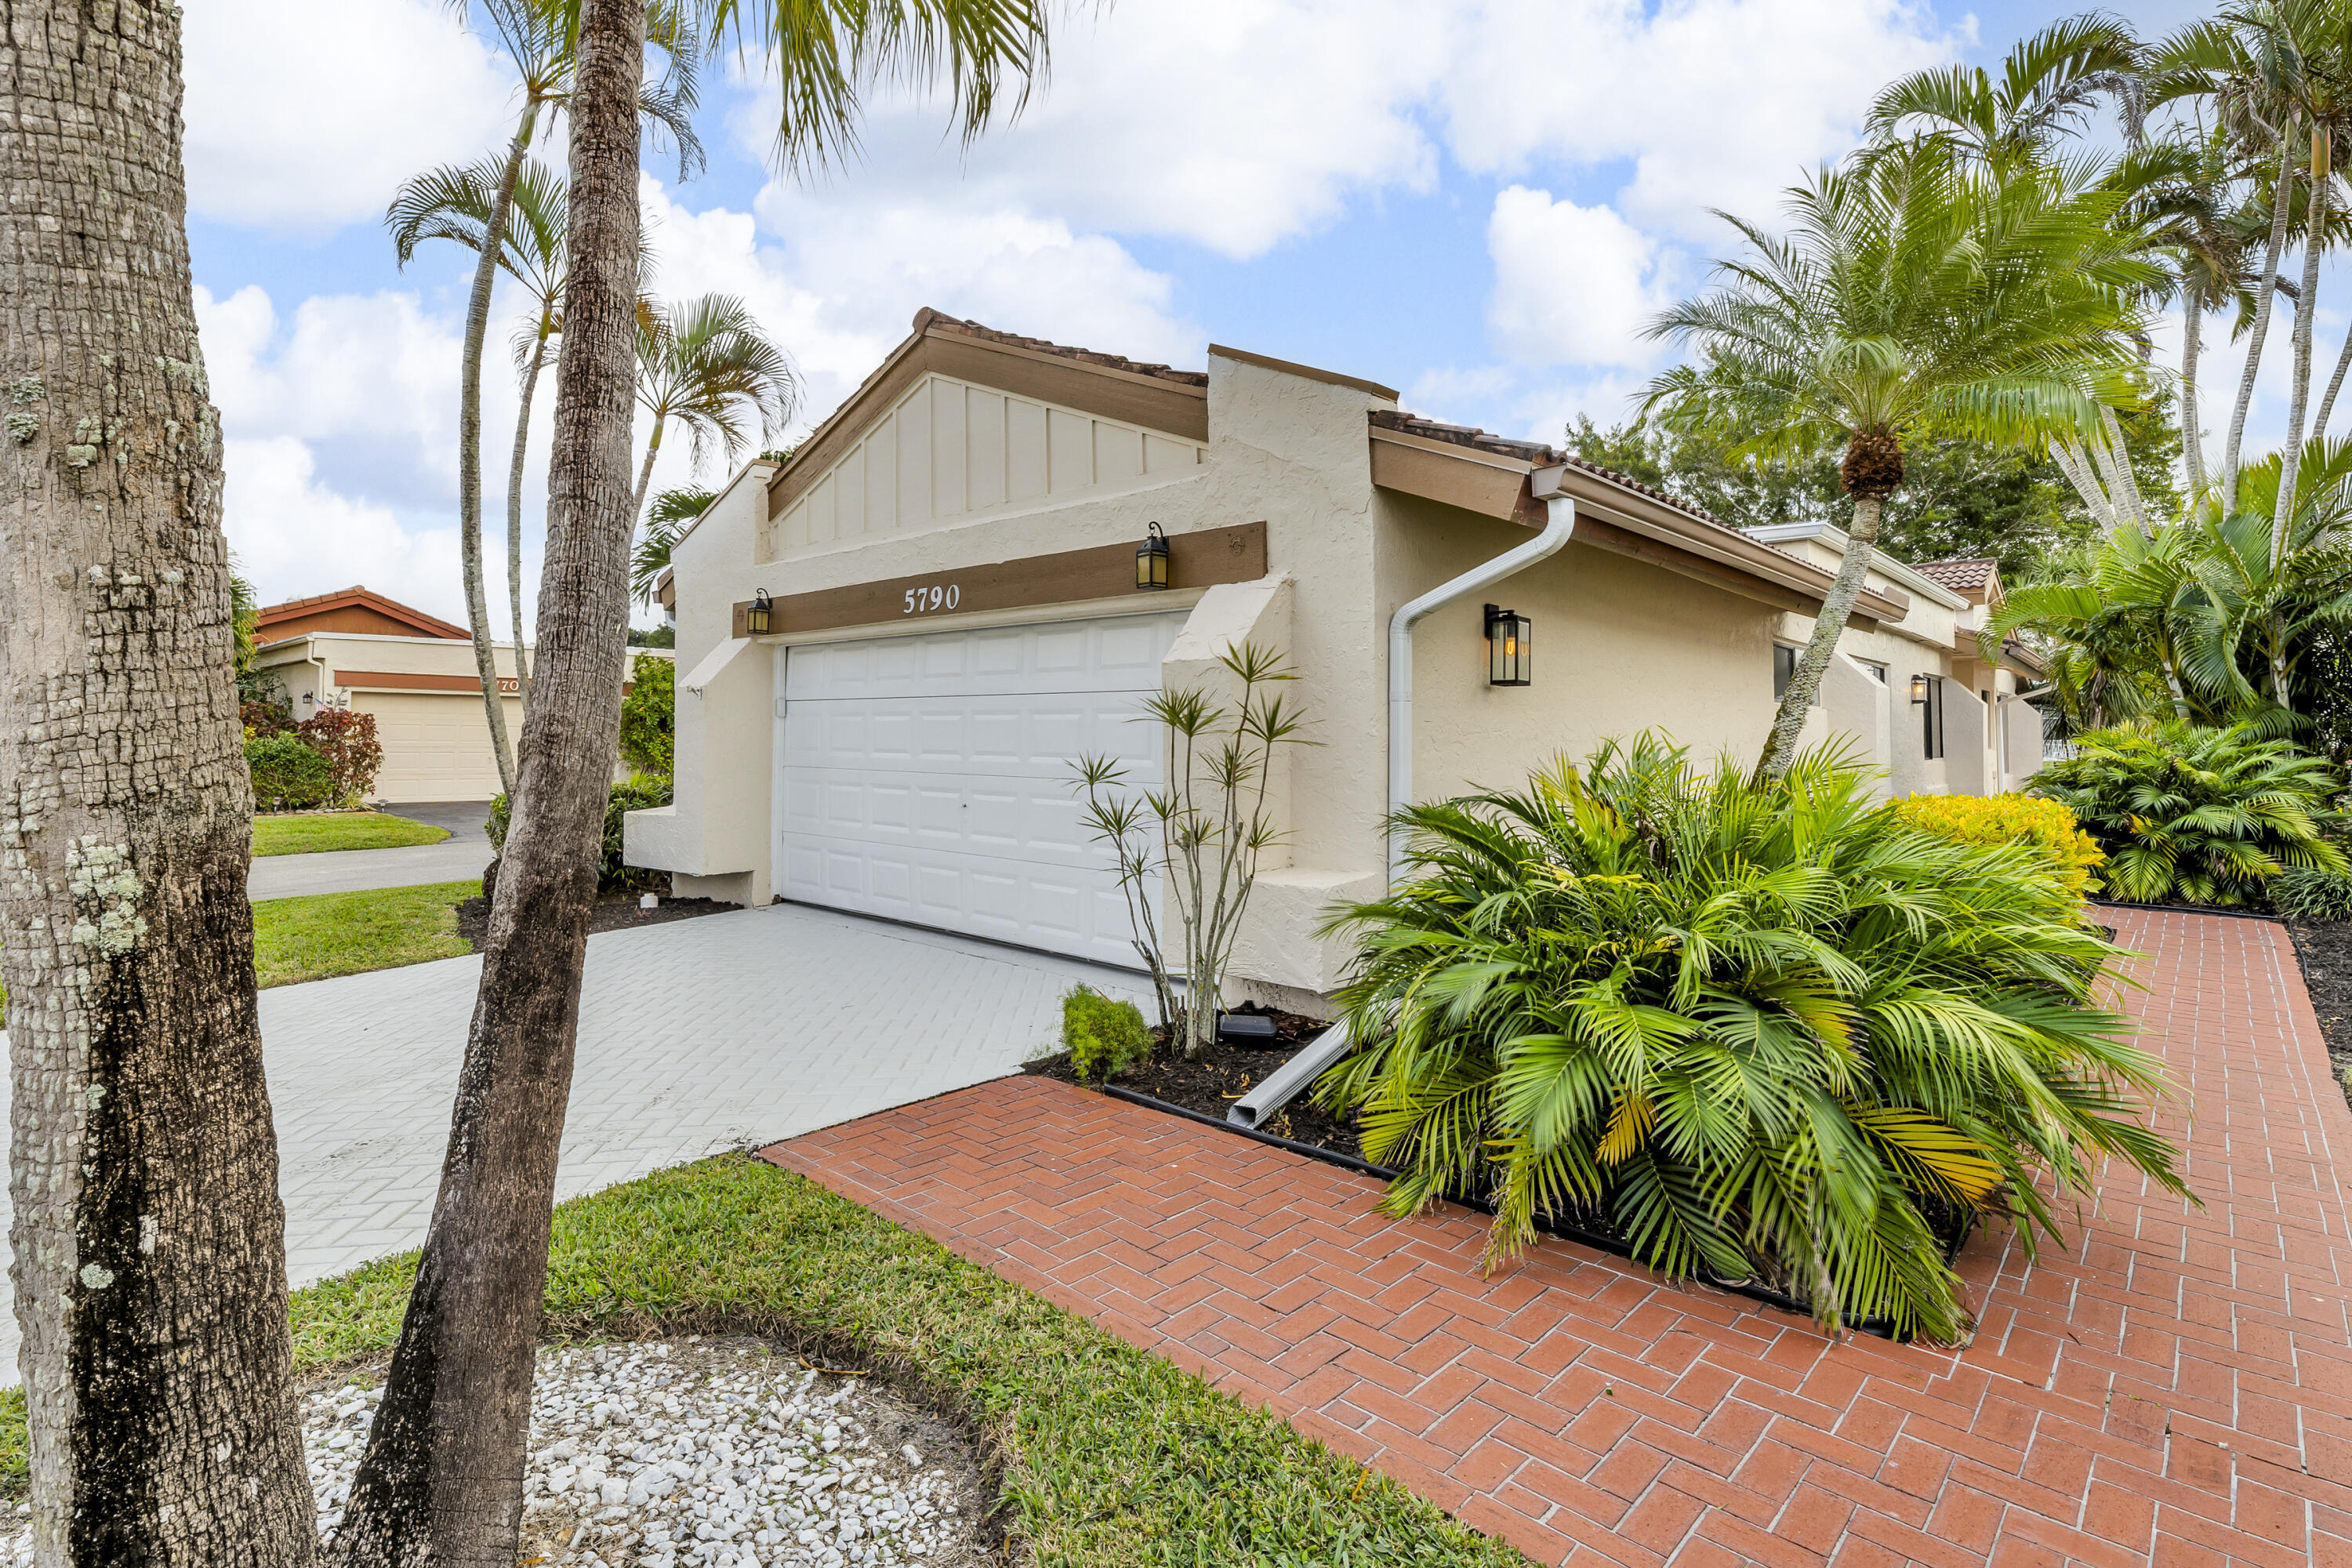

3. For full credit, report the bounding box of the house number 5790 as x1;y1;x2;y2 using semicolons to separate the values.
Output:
902;583;960;614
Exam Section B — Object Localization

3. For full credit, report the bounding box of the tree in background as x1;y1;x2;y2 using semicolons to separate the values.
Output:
619;652;676;775
328;1;1056;1561
0;2;318;1560
628;293;797;525
1644;140;2157;775
631;484;715;604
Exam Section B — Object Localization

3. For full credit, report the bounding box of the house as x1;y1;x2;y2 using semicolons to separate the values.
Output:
628;310;2047;1009
252;586;669;804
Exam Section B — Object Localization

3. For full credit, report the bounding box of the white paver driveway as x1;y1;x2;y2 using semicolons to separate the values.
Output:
0;902;1149;1382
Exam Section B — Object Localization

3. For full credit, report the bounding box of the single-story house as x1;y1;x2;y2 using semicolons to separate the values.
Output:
628;310;2049;1009
252;586;670;804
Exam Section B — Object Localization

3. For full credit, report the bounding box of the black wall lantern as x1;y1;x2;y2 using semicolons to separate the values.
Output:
1907;673;1929;705
745;589;774;636
1484;604;1532;686
1136;521;1171;591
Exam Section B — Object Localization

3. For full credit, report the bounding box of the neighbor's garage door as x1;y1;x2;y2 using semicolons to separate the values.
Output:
352;690;524;803
776;612;1186;964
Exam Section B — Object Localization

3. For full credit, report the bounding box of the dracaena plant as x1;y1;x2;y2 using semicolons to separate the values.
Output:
1316;736;2189;1344
1072;641;1308;1060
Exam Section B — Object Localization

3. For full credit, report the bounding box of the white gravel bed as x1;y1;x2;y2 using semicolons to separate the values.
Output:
3;1337;989;1567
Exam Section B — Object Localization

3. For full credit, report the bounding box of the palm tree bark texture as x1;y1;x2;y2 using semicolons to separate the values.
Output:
1759;434;1899;778
326;0;645;1561
0;3;317;1563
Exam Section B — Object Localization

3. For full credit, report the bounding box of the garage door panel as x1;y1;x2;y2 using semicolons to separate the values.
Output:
777;611;1184;963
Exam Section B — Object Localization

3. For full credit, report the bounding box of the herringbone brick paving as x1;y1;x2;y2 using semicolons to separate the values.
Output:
764;906;2352;1566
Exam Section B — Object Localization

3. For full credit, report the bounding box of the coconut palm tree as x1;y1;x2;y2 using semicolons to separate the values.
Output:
332;5;1057;1563
394;0;703;797
630;292;797;528
1643;140;2159;777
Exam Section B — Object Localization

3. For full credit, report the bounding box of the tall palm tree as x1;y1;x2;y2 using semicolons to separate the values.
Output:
630;292;798;527
2175;436;2352;710
1865;11;2145;165
396;0;702;797
1643;141;2158;776
332;4;1056;1563
632;485;717;604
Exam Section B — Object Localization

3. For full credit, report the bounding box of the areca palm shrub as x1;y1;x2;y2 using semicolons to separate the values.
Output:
2031;722;2347;906
1316;739;2187;1343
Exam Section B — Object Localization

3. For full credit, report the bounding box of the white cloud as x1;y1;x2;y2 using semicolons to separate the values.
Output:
183;0;515;233
1485;187;1672;368
1440;0;1962;238
222;436;486;625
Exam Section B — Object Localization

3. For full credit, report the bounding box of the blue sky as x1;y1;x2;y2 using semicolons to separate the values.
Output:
187;0;2255;626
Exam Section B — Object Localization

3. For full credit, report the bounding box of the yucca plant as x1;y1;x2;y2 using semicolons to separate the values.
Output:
1317;737;2188;1343
2031;721;2347;907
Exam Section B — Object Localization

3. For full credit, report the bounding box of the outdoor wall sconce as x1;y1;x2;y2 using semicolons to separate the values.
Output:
1907;673;1929;704
746;589;774;636
1136;521;1171;591
1484;604;1532;686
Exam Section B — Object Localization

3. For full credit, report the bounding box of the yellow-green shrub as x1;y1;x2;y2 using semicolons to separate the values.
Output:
1889;792;2103;899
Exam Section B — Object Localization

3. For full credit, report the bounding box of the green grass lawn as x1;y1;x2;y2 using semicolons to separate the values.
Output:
251;812;451;857
252;880;477;989
0;1155;1522;1563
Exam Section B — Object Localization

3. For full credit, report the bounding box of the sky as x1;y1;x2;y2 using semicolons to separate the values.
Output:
191;0;2271;631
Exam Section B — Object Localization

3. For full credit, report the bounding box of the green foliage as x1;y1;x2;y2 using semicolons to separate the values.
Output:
632;485;714;606
2032;722;2348;907
297;709;386;804
1317;737;2187;1344
245;733;332;811
620;652;676;775
488;775;674;894
2273;866;2352;922
1887;792;2104;900
241;699;295;739
628;622;676;648
262;1156;1530;1564
1063;985;1152;1083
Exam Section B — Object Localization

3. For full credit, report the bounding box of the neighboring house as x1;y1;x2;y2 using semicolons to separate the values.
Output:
252;586;669;803
629;309;2048;1007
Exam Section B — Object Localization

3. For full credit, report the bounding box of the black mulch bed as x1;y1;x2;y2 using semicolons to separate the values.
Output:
2285;919;2352;1112
1022;1001;1370;1159
454;880;734;949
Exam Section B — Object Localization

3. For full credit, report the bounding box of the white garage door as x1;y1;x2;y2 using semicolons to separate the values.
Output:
775;612;1187;964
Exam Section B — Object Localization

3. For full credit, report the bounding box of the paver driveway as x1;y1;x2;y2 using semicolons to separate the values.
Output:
0;901;1148;1381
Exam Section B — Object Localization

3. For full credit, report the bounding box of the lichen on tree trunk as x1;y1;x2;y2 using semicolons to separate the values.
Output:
0;4;317;1563
325;0;649;1562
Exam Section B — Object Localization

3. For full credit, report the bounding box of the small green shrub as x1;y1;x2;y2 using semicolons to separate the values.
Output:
1889;792;2103;900
1319;735;2189;1345
486;775;673;895
2274;866;2352;921
245;733;332;811
2031;720;2347;907
1063;985;1152;1083
619;652;675;775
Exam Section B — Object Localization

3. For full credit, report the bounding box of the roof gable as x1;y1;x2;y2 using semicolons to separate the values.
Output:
255;586;470;643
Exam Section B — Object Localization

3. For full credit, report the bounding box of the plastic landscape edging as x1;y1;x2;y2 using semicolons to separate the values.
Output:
2089;897;2282;924
1094;1082;1904;1341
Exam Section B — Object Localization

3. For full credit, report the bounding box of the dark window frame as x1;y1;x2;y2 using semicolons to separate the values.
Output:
1922;675;1947;760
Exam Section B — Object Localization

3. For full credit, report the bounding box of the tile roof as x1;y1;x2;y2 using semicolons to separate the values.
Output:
1367;408;1726;530
913;308;1208;389
1913;557;1998;590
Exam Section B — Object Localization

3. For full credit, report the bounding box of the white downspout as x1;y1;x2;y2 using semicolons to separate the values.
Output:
1388;464;1578;886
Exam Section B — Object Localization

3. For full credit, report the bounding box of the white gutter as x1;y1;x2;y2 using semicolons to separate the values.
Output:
1387;465;1577;886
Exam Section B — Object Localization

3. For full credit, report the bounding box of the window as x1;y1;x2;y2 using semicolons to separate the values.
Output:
1863;662;1887;684
1922;675;1947;760
1773;642;1798;699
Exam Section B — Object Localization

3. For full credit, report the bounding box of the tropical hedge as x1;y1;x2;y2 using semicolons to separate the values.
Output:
2031;721;2346;907
1888;792;2104;900
1317;738;2187;1343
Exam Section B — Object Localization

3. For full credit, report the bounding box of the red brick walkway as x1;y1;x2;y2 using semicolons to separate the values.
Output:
762;908;2352;1567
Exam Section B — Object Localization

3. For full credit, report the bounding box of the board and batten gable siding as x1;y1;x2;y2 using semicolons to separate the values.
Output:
761;372;1206;561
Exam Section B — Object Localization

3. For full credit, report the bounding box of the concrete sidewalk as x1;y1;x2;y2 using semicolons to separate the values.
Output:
247;800;494;900
0;901;1149;1383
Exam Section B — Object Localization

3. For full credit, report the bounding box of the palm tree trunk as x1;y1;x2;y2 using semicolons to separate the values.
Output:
630;413;666;530
507;328;550;716
2222;132;2299;510
0;5;318;1563
1759;492;1882;779
2181;294;2208;503
2274;136;2328;566
2314;318;2352;442
458;113;538;802
325;0;647;1562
